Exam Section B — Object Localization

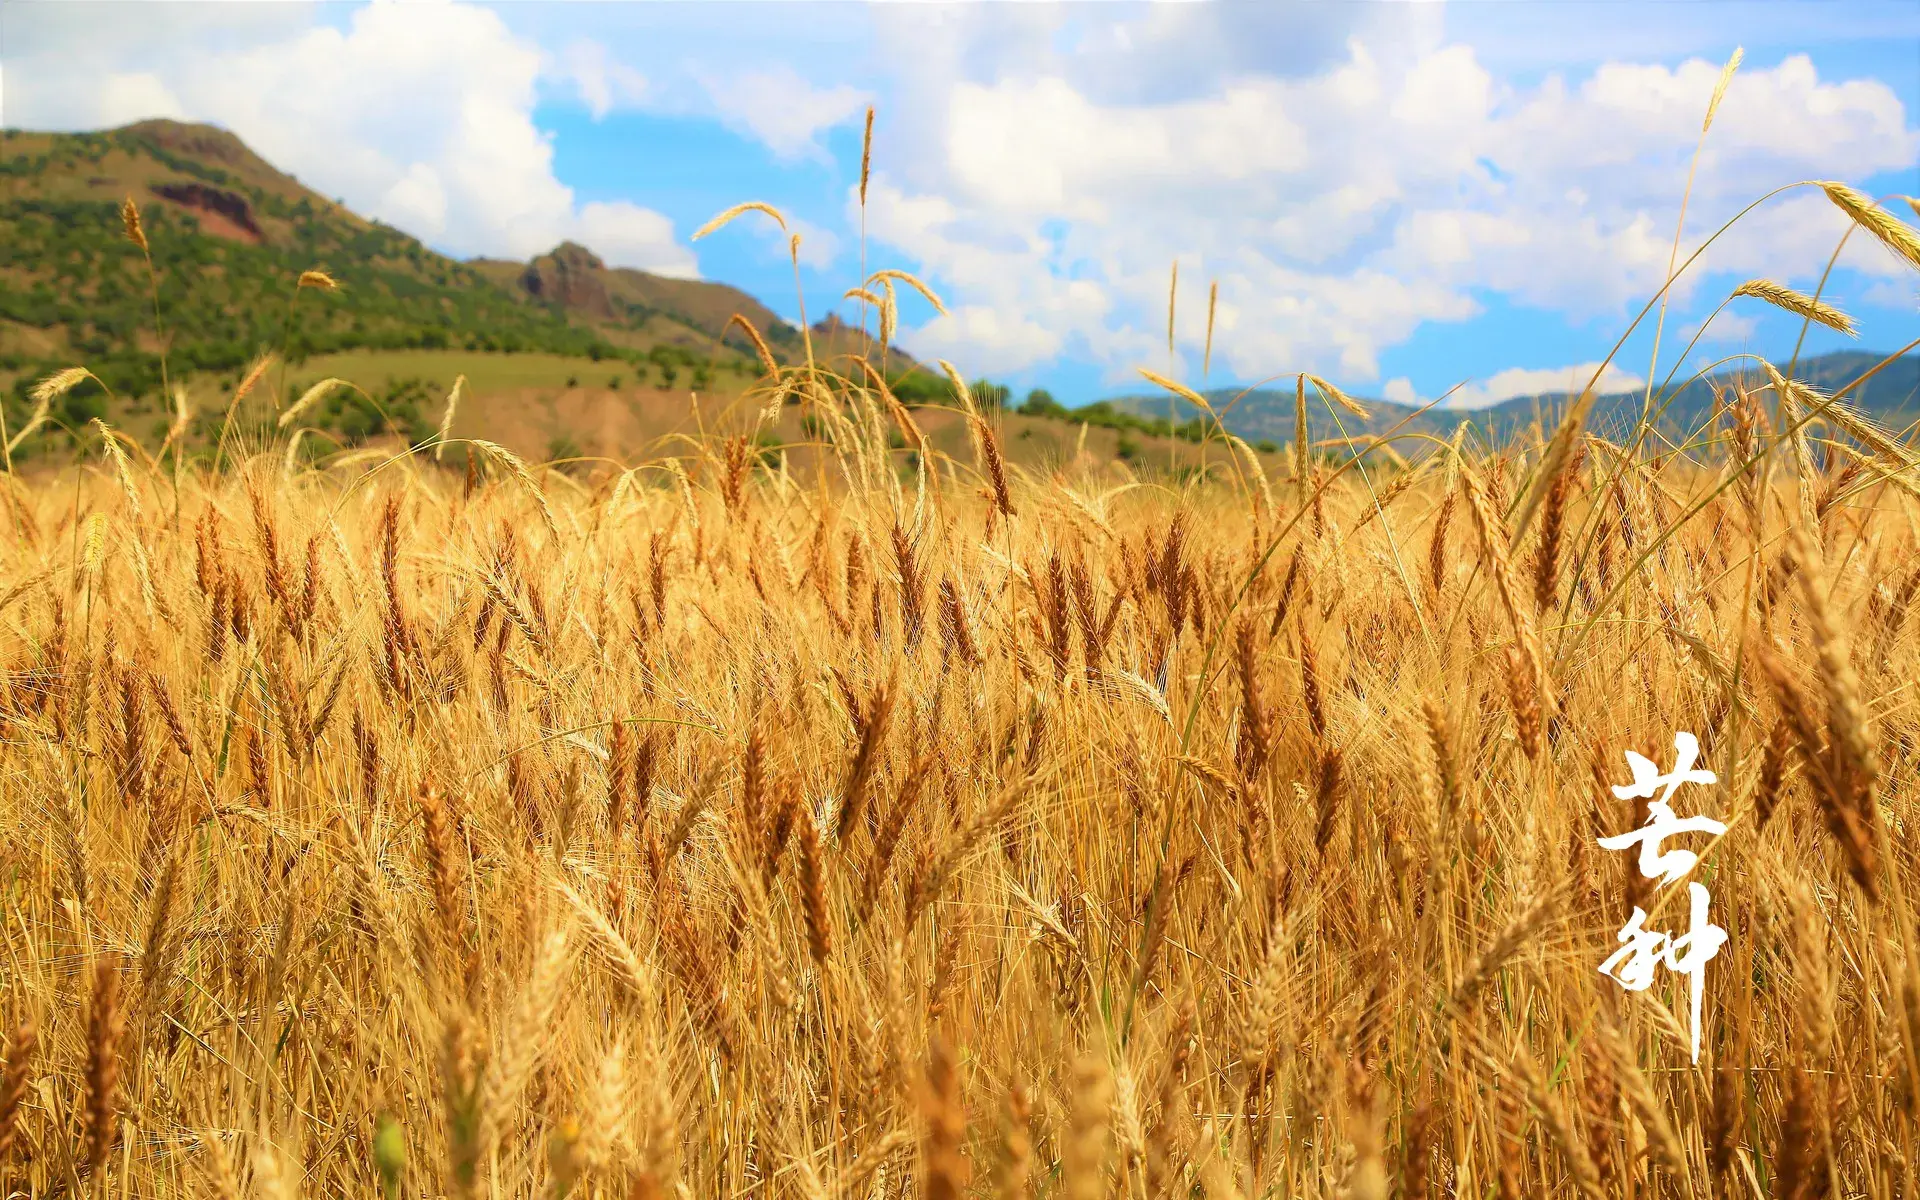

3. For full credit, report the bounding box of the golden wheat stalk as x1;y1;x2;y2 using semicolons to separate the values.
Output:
471;439;559;534
433;374;466;459
1822;181;1920;273
1137;368;1215;422
865;268;947;316
29;366;96;406
1730;279;1856;335
1704;47;1743;133
859;106;875;207
278;378;351;428
1307;374;1371;420
725;314;781;379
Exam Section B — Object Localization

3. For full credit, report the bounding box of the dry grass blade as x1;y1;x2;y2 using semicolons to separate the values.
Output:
693;201;789;240
1704;46;1743;132
858;105;875;207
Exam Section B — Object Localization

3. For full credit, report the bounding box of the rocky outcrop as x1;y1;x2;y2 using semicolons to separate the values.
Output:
151;181;263;242
520;242;613;320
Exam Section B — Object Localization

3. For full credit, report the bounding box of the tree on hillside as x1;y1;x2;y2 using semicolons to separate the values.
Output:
1020;388;1065;417
971;379;1011;409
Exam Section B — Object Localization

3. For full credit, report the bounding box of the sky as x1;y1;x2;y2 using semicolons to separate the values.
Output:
3;0;1918;409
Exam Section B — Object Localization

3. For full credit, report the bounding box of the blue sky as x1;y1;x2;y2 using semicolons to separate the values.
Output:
5;0;1918;408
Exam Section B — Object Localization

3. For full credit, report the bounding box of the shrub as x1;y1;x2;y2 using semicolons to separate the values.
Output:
1019;388;1066;418
317;375;436;447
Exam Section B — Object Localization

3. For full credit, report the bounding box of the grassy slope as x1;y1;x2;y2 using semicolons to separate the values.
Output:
2;120;1127;472
29;339;1263;488
0;121;788;429
0;123;615;376
283;349;1278;482
466;253;803;358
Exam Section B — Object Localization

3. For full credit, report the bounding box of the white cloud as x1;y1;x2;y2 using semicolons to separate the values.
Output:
909;305;1064;375
726;212;842;272
553;39;648;120
576;201;697;280
1681;309;1761;346
945;76;1309;218
700;65;871;161
858;18;1919;390
3;1;694;275
1438;362;1649;410
1862;278;1920;310
8;2;1916;390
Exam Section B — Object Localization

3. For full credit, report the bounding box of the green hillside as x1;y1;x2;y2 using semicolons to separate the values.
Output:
0;120;819;443
0;119;981;464
467;243;804;358
0;123;636;388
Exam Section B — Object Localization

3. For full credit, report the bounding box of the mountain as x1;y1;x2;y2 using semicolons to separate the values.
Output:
1103;350;1920;450
0;119;808;402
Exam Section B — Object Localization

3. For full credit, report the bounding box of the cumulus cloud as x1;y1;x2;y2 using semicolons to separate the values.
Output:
700;65;871;161
855;10;1918;388
553;38;648;120
2;1;694;274
1382;378;1423;407
909;305;1065;374
944;76;1310;218
7;2;1915;389
1432;362;1649;410
1682;309;1761;347
575;201;698;280
1861;278;1920;311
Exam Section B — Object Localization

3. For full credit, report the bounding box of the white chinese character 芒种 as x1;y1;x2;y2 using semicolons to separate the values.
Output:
1596;732;1729;1063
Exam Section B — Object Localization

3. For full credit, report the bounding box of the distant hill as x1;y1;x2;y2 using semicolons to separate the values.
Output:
466;241;808;360
0;119;817;404
1103;350;1920;450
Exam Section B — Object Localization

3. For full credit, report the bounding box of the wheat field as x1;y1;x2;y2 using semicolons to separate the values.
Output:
5;161;1920;1199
